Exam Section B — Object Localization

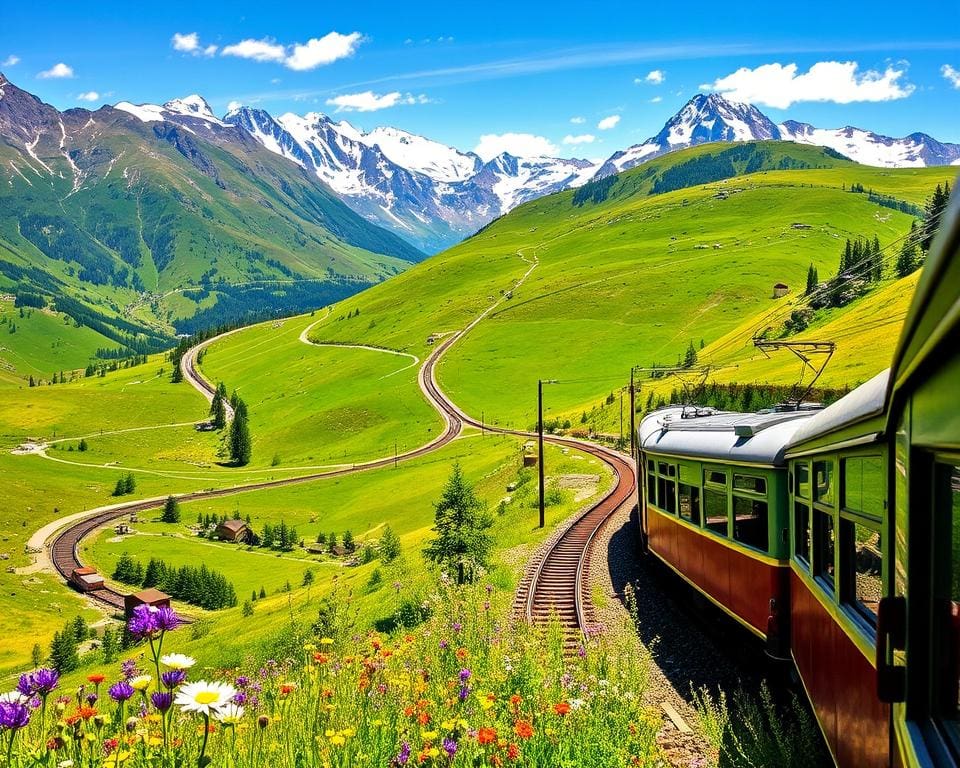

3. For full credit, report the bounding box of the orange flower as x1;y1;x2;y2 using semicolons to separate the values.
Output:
455;647;468;660
509;694;522;709
403;706;415;718
313;652;329;664
513;720;534;740
553;701;571;716
507;743;520;760
477;727;497;745
417;711;431;726
87;674;105;685
280;684;296;696
78;706;97;721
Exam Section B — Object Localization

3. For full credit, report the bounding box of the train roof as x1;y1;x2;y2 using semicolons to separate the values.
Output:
638;406;818;465
785;369;889;453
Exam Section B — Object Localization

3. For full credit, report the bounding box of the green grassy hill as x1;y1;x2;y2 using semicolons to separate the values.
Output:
304;141;954;430
0;77;423;358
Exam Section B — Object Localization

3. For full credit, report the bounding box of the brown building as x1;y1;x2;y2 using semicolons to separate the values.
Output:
216;519;251;543
124;588;171;618
71;566;104;592
773;282;790;298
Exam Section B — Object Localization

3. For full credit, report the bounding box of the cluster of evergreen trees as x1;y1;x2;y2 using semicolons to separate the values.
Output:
46;615;118;672
197;511;251;531
112;473;137;497
314;530;356;554
229;393;252;465
261;520;300;551
647;381;850;413
112;552;237;610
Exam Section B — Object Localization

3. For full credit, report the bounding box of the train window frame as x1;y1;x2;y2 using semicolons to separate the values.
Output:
813;506;836;593
794;500;811;568
649;458;678;515
703;466;730;538
678;483;701;525
731;472;770;553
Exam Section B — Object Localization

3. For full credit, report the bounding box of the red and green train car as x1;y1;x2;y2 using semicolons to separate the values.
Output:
637;187;960;767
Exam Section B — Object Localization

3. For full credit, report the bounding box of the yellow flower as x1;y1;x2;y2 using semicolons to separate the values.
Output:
330;734;346;746
426;747;439;758
319;638;334;646
304;643;317;652
441;720;454;730
325;729;336;738
148;736;163;747
422;730;438;740
341;727;356;738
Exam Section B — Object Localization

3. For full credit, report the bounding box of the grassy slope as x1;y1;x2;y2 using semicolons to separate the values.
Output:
304;142;954;429
0;298;118;383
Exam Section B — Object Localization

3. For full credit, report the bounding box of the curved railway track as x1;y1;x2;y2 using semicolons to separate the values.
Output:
47;321;635;640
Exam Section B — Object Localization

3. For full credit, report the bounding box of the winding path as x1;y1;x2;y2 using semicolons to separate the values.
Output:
43;253;636;638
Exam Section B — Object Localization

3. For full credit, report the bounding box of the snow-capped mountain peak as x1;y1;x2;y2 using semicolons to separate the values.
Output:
115;95;226;127
360;126;481;183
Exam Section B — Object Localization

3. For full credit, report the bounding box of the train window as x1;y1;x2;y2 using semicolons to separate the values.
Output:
648;459;654;472
663;479;677;514
794;502;811;566
678;484;700;524
813;509;836;590
647;466;656;507
706;469;727;486
842;456;884;519
733;474;767;496
658;462;670;475
795;461;810;499
704;488;728;536
814;460;835;506
840;519;881;627
933;462;960;743
733;496;768;552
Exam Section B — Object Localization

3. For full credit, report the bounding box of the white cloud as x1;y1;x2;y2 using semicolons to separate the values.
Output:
701;60;914;109
650;96;662;103
172;32;199;52
37;62;74;79
569;116;585;124
76;91;100;102
943;64;960;89
227;100;243;112
644;69;665;84
563;134;595;145
171;32;217;57
597;115;620;130
221;31;362;71
325;90;428;112
286;32;363;71
2;54;19;67
222;38;287;63
474;132;559;161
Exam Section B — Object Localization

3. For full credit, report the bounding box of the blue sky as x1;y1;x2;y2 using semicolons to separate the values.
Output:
2;0;959;159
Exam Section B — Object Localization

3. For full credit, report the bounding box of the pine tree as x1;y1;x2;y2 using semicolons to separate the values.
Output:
101;628;117;663
49;625;80;672
328;532;338;553
897;236;919;278
922;182;951;252
683;340;697;368
31;643;42;667
259;586;267;599
28;375;35;387
842;239;852;272
423;463;493;584
171;363;183;383
805;263;819;295
162;495;181;524
261;523;274;548
71;615;88;642
78;438;88;452
343;530;355;553
379;525;401;563
229;402;252;466
871;235;883;281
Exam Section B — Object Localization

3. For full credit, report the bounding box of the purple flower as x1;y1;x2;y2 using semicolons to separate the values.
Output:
15;675;31;698
160;670;186;689
232;692;247;706
127;605;158;639
0;701;30;730
86;694;98;707
108;681;135;702
451;622;462;633
154;607;180;632
458;668;471;683
458;685;470;702
150;691;173;713
442;738;457;758
393;741;411;766
438;640;448;650
16;668;59;698
234;676;249;689
120;659;139;679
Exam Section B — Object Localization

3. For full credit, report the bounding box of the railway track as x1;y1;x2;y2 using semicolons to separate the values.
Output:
46;322;635;641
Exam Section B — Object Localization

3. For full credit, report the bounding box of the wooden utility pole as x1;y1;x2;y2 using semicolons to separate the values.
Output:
538;379;545;529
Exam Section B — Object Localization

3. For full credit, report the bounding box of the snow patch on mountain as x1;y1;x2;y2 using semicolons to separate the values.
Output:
115;95;226;127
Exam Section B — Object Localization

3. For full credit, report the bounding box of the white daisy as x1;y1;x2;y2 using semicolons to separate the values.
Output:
175;681;237;716
160;653;196;670
214;703;245;725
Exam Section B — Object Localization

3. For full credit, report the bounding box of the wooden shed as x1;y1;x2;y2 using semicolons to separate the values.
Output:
124;588;171;618
773;282;790;298
71;566;104;592
216;519;251;543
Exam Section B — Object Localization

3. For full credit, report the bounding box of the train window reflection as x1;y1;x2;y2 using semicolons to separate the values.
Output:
706;470;727;486
841;519;881;625
678;483;700;525
843;456;884;518
733;496;768;552
814;460;835;506
814;508;835;590
704;489;728;536
734;474;767;495
795;461;810;500
795;502;811;566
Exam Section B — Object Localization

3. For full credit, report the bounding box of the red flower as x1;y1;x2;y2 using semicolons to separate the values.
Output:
477;727;497;745
509;694;522;710
279;684;295;696
513;720;534;740
417;711;431;726
507;743;520;761
313;653;329;664
553;701;571;716
87;674;105;685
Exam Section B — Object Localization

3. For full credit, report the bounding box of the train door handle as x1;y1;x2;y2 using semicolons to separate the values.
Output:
876;595;906;703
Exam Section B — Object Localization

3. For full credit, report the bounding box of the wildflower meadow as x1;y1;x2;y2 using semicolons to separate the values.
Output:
1;584;661;767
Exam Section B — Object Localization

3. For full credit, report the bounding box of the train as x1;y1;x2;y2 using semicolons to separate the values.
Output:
636;186;960;768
